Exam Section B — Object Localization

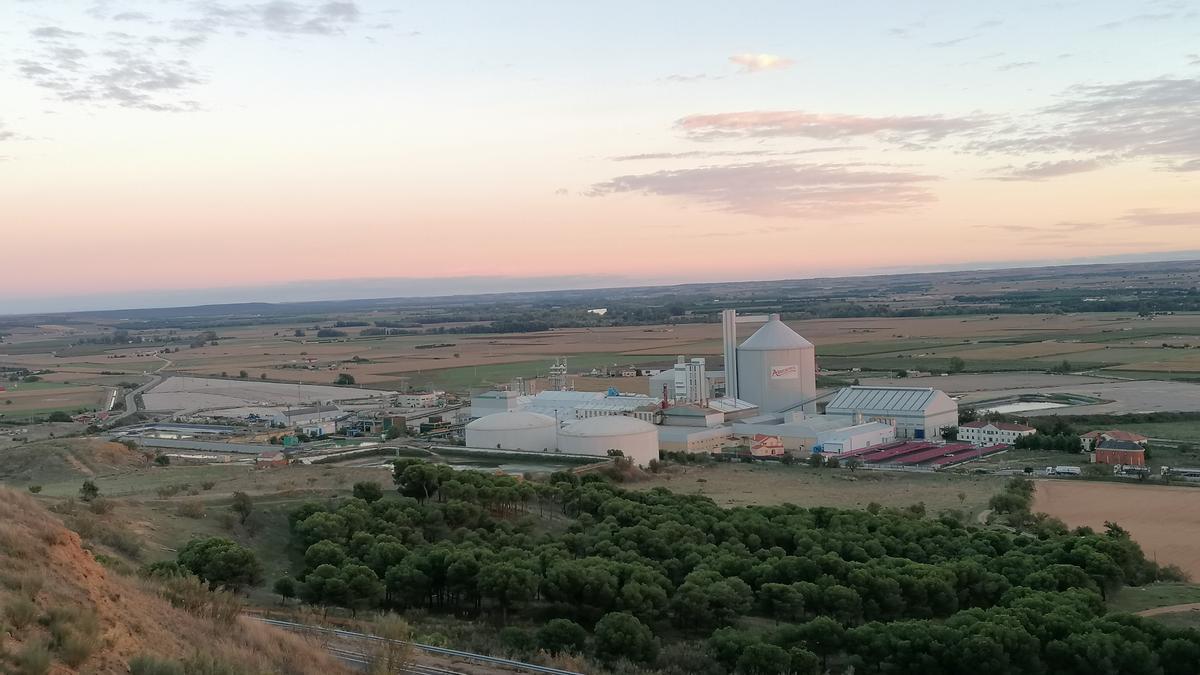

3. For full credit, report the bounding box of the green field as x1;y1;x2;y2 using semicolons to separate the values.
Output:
1107;583;1200;614
1121;423;1200;443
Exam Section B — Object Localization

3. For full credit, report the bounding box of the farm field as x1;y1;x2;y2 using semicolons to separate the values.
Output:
6;311;1200;399
1034;480;1200;579
1108;582;1200;614
141;375;393;412
631;463;1003;517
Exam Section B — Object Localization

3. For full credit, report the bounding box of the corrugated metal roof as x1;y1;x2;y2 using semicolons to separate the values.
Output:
826;386;942;413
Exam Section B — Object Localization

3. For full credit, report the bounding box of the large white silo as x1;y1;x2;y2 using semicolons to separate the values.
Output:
735;314;817;413
465;411;559;451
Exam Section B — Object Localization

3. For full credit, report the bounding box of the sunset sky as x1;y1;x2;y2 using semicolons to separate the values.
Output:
2;1;1199;313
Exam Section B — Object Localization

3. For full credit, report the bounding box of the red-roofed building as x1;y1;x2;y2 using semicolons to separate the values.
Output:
1093;439;1146;467
1081;430;1149;452
255;451;289;468
957;420;1036;446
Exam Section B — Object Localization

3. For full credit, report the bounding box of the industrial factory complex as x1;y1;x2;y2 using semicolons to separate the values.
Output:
464;312;964;467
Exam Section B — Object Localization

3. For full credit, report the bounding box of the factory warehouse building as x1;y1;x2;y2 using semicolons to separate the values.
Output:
825;386;958;440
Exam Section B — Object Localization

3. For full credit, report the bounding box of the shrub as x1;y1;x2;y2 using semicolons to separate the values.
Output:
201;481;216;491
17;640;52;675
129;655;185;675
88;498;115;515
177;501;206;519
27;485;42;494
5;596;38;628
499;627;535;654
536;618;587;654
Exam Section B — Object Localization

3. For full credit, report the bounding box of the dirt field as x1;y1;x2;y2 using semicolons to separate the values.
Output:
7;312;1200;395
142;375;394;412
1035;480;1200;579
631;463;1003;517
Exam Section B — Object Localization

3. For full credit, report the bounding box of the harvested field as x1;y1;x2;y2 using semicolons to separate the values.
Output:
631;463;1003;517
1034;480;1200;579
142;376;393;412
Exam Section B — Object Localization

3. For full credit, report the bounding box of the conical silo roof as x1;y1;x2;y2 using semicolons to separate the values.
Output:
738;314;813;351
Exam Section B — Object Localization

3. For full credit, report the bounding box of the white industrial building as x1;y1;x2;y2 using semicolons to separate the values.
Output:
815;422;897;454
735;315;818;414
825;386;958;440
958;420;1035;446
730;413;851;452
648;364;725;404
465;411;559;451
558;416;660;466
658;425;734;453
394;392;442;409
272;404;342;427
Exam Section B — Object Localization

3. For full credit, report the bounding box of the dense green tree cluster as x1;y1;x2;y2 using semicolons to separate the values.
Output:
279;464;1196;672
1013;433;1084;452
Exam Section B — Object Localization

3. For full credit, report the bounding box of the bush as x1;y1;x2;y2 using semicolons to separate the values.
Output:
177;501;206;519
28;485;42;494
48;411;73;423
499;626;535;654
536;618;587;654
17;640;52;675
5;596;38;628
129;655;185;675
594;612;657;664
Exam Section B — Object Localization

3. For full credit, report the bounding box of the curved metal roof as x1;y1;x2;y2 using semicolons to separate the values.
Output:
560;415;657;437
466;411;557;431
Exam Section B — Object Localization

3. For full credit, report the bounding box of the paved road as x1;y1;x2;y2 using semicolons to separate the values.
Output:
106;374;164;426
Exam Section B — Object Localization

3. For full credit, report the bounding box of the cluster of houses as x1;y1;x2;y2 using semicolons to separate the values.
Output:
958;420;1149;467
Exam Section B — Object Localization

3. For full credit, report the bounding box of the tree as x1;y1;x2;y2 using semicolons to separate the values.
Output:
352;481;384;503
594;611;657;664
948;356;966;373
335;373;356;385
942;426;959;442
48;411;73;423
341;564;385;615
28;485;42;494
737;643;791;675
536;619;587;655
177;537;263;591
274;576;296;604
479;561;538;622
231;491;253;524
238;370;248;378
154;454;171;466
79;480;100;502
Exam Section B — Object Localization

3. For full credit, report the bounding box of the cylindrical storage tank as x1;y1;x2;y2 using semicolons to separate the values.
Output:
465;411;558;451
736;314;817;413
558;415;659;467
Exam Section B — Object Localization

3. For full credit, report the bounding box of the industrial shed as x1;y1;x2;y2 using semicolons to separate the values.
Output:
825;386;958;440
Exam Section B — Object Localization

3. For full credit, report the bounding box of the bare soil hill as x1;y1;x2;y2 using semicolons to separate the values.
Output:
0;487;351;674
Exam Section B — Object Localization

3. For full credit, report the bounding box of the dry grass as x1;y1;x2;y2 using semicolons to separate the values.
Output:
0;486;353;675
632;462;1003;517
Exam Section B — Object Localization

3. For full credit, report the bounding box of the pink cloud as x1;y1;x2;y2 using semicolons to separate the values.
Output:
676;110;983;144
728;53;793;72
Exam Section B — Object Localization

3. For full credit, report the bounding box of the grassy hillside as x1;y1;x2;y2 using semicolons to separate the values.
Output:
0;487;351;674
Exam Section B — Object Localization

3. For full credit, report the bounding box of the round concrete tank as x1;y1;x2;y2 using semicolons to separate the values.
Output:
558;415;659;467
465;411;558;451
736;314;817;413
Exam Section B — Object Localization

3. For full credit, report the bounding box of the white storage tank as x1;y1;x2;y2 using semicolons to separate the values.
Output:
558;415;660;467
736;314;817;413
465;411;558;451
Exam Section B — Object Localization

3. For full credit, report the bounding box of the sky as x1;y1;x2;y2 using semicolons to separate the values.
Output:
1;0;1199;313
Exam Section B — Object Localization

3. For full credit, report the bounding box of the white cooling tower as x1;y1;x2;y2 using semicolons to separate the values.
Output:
735;314;817;413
